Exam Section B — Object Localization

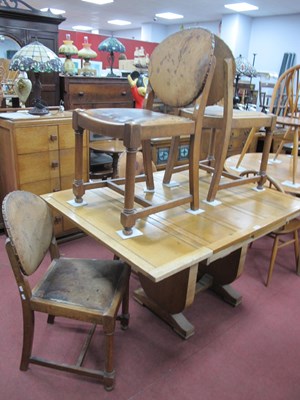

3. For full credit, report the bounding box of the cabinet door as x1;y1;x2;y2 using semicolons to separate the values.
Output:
15;125;59;154
15;124;60;189
59;124;76;149
20;178;61;195
17;150;61;191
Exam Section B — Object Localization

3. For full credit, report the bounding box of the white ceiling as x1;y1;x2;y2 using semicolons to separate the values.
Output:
26;0;300;33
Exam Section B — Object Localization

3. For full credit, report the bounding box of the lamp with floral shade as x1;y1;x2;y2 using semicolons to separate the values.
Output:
233;54;257;108
98;36;125;77
9;40;63;115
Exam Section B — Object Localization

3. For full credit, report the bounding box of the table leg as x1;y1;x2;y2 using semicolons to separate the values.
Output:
134;247;247;338
134;264;198;339
198;245;247;307
134;288;195;339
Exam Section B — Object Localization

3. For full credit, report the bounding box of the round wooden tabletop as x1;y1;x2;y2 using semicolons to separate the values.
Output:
224;153;300;195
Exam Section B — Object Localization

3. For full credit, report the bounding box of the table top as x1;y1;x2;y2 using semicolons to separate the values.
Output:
182;105;276;130
224;153;300;195
276;116;300;127
0;110;72;125
42;170;300;283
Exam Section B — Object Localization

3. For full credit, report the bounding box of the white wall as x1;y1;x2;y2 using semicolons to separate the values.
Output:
221;14;253;58
97;12;300;79
141;23;168;42
248;14;300;76
166;20;220;36
114;20;220;42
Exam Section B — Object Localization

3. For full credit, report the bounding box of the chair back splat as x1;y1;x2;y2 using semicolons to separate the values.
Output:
162;33;236;203
2;190;130;391
72;28;219;236
269;64;300;185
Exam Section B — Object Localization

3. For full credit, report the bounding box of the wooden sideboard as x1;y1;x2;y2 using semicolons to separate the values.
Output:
150;128;258;171
60;76;134;110
0;111;88;237
151;136;190;170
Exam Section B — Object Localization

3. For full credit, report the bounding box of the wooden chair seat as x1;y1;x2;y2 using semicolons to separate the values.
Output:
72;28;221;236
2;190;130;391
32;258;126;313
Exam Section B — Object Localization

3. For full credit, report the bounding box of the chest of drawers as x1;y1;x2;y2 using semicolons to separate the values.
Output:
60;76;134;110
0;111;88;237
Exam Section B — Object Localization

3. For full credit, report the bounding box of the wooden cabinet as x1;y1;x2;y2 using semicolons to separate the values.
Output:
0;2;65;107
200;127;258;161
150;128;258;171
60;76;134;110
0;111;88;236
151;137;190;170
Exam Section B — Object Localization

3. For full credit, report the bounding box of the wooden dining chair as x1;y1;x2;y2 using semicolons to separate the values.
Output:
269;64;300;185
163;35;282;206
2;190;131;391
161;34;239;203
72;28;218;236
239;171;300;286
259;81;275;113
266;218;300;286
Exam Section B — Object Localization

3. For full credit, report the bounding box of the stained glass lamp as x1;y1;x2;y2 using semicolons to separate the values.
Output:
9;40;63;115
78;36;97;76
98;37;125;77
59;34;78;75
234;54;257;107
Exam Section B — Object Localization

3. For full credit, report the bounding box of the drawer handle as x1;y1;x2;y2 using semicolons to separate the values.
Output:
51;161;59;168
54;216;62;224
49;134;58;141
78;92;84;96
121;91;127;96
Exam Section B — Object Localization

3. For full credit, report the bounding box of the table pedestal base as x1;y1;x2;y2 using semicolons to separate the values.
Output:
134;288;195;339
210;283;242;306
134;246;247;338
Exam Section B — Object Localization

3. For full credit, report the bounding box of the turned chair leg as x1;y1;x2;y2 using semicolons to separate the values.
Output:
20;309;35;371
120;277;130;330
103;331;115;391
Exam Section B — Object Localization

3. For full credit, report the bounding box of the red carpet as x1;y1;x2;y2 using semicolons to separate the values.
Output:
1;232;300;400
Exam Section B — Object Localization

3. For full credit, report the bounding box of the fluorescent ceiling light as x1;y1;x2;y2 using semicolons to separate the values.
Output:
72;25;93;31
224;3;259;12
40;8;66;15
82;0;114;4
155;12;184;20
108;19;131;26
